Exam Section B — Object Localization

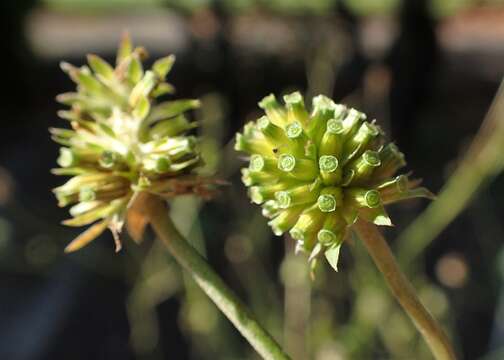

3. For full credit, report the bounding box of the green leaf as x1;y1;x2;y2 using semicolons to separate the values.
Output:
87;54;115;81
77;71;103;94
51;167;90;176
116;32;132;65
59;61;81;83
129;71;156;107
152;82;176;98
152;55;175;79
133;95;151;121
127;56;144;85
149;115;197;139
325;243;342;272
57;110;80;122
147;99;201;123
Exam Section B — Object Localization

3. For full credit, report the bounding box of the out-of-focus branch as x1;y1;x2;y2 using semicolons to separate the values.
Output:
396;79;504;268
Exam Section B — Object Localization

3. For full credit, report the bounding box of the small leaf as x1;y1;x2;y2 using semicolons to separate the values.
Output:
149;115;196;139
51;167;90;176
59;61;80;83
65;219;109;253
77;71;103;94
127;56;144;85
57;110;80;122
56;92;80;105
117;32;133;65
87;54;115;80
147;99;200;123
152;55;175;79
129;71;156;107
152;82;176;97
325;243;342;272
133;95;151;121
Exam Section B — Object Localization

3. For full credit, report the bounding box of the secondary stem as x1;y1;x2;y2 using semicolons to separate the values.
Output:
144;195;290;360
354;218;456;360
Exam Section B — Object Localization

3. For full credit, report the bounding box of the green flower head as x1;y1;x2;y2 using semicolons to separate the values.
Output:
52;34;212;252
235;92;433;271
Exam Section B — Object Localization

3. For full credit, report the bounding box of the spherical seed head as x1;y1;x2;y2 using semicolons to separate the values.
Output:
52;35;214;253
235;91;433;270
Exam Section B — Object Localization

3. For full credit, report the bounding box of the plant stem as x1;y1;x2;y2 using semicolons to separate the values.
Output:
354;218;456;360
144;195;290;360
397;80;504;269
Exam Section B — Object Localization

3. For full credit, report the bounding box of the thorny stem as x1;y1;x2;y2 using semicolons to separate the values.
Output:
144;194;290;360
354;218;456;360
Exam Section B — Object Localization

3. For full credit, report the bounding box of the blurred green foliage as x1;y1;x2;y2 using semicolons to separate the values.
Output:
43;0;504;16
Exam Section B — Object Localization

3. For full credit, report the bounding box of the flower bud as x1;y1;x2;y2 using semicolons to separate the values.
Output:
275;182;321;209
319;119;345;158
52;35;211;252
258;94;287;127
277;154;318;181
319;155;342;185
284;92;309;127
257;116;287;145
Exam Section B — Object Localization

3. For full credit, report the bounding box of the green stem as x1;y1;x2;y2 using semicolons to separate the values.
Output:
397;79;504;268
145;195;290;360
354;219;456;360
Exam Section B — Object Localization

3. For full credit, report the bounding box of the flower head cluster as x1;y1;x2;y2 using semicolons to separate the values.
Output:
235;92;433;270
52;35;210;252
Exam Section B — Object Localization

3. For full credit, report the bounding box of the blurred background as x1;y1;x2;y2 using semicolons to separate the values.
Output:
1;0;504;359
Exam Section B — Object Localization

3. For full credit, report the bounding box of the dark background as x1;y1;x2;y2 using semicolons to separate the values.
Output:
1;0;504;359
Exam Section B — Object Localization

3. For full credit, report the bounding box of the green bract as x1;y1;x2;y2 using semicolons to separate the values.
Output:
235;92;433;271
52;35;209;252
